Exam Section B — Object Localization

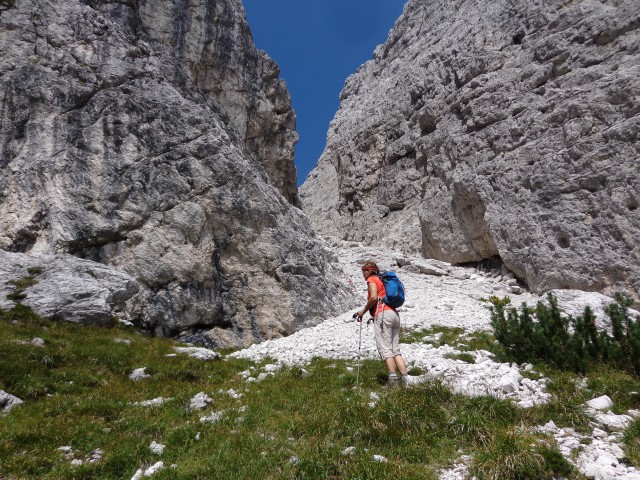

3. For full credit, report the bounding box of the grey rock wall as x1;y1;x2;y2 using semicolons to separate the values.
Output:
0;0;351;346
116;0;299;205
0;250;138;325
301;0;640;303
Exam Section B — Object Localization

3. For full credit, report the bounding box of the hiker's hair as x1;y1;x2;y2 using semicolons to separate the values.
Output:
361;261;380;274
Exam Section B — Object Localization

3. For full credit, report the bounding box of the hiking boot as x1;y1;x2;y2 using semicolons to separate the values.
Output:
386;375;399;389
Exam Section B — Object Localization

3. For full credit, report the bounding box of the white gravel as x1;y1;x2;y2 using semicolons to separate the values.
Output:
230;238;640;480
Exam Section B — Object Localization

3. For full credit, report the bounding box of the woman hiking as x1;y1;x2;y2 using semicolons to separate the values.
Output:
356;261;409;387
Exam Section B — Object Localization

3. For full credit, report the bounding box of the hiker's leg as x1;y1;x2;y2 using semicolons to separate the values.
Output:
384;356;397;374
375;313;395;373
388;310;407;375
394;355;408;376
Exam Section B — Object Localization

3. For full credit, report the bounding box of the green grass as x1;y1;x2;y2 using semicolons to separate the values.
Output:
401;325;466;346
624;419;640;466
1;307;637;479
5;273;40;302
519;363;640;435
26;266;44;275
6;276;38;292
469;428;576;480
401;326;503;358
444;353;476;364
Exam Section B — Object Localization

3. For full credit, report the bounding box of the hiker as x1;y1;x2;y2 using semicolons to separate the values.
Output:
356;261;408;387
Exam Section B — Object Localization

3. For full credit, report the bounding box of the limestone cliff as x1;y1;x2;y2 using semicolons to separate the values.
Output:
129;0;299;205
301;0;640;303
0;0;351;346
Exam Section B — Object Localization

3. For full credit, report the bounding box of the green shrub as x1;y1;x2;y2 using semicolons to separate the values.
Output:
27;266;44;275
469;428;576;480
7;276;38;291
488;293;640;375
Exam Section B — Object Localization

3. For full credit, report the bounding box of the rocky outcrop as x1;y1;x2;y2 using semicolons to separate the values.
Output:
0;250;138;325
92;0;299;204
301;0;640;303
0;0;351;346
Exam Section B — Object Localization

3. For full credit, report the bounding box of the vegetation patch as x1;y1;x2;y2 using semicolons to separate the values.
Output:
624;419;640;466
2;302;639;479
469;428;575;480
401;325;466;346
488;293;640;374
6;275;39;302
444;352;476;364
0;307;588;480
402;326;503;359
27;266;44;275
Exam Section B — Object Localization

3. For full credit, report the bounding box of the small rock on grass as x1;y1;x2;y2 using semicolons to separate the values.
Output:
0;390;24;414
189;392;213;410
173;347;219;361
132;397;172;407
587;395;614;411
199;411;224;423
373;454;388;463
149;441;165;455
88;448;103;463
128;368;150;381
131;461;164;480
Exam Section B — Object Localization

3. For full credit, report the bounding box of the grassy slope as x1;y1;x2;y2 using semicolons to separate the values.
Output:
2;308;639;479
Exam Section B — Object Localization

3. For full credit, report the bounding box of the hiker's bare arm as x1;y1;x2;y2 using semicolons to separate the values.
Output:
358;282;379;319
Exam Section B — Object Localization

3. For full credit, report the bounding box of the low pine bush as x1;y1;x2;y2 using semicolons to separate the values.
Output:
488;293;640;374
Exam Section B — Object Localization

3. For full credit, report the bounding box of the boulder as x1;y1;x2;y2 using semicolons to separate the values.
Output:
0;390;23;415
413;260;448;277
0;250;138;325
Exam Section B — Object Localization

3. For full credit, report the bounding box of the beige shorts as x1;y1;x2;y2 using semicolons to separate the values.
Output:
374;308;401;360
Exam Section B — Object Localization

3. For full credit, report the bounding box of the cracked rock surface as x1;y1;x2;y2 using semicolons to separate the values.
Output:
301;0;640;304
0;250;138;324
0;0;350;346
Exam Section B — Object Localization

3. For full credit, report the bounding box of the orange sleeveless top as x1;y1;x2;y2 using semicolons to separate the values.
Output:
367;275;395;317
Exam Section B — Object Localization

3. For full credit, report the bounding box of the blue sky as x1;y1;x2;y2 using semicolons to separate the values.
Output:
242;0;406;186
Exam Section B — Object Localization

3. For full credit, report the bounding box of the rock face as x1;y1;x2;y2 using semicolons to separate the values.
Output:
0;0;350;346
301;0;640;303
129;0;299;205
0;250;138;325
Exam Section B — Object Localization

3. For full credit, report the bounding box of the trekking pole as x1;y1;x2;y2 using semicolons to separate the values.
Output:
353;313;363;388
